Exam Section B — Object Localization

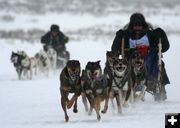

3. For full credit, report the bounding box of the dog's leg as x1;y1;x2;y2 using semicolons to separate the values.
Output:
115;91;122;114
81;93;89;112
101;89;109;114
141;92;146;102
109;89;115;109
61;96;69;122
123;82;132;107
29;68;33;80
60;89;69;122
67;94;78;109
122;91;129;107
17;68;22;80
135;85;147;102
129;82;135;103
101;97;109;114
73;99;78;113
115;93;119;112
86;95;93;115
118;90;123;114
94;97;101;121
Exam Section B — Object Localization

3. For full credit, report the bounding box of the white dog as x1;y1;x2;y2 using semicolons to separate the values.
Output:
46;47;57;70
35;49;50;77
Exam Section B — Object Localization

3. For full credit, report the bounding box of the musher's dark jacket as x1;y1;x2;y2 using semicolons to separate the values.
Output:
41;31;69;51
111;28;170;59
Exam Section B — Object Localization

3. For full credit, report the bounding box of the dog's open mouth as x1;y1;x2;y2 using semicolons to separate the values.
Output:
116;66;126;72
89;72;98;80
135;61;143;67
69;72;79;80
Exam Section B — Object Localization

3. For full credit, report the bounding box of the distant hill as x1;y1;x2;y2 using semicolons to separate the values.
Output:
0;0;179;15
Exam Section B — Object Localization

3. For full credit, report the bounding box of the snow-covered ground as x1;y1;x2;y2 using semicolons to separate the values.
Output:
0;8;180;128
0;35;180;128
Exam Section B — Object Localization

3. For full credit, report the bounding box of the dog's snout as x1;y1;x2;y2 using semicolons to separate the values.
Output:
119;63;122;67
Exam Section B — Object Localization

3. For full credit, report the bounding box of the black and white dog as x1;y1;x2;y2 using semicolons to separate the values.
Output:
10;51;35;80
111;57;131;114
46;47;57;70
11;51;24;80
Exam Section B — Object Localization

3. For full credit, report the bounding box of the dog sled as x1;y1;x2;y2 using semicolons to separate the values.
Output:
145;38;167;101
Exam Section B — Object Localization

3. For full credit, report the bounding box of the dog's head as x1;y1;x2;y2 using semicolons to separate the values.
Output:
113;58;128;76
131;51;145;71
46;48;56;58
66;60;81;81
18;50;28;59
85;60;102;81
10;51;19;63
38;50;48;61
106;51;116;67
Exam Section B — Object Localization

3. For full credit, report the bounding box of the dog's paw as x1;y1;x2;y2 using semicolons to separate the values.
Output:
123;102;129;108
134;97;140;102
65;115;69;122
101;110;106;114
73;108;78;113
67;101;73;109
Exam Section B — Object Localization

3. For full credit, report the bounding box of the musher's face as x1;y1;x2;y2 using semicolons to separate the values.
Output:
132;23;143;38
132;24;143;34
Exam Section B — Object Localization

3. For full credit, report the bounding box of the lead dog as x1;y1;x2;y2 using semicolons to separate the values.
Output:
111;58;131;114
81;61;110;121
60;60;81;122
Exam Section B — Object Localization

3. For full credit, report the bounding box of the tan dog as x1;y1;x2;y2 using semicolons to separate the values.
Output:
103;51;116;108
59;60;81;122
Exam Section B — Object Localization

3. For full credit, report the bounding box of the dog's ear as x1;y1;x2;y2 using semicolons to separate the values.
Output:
87;61;91;65
76;60;81;68
76;60;80;65
106;50;110;54
96;60;101;64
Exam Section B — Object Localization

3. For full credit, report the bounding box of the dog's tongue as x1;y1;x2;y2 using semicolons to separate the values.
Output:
89;74;96;80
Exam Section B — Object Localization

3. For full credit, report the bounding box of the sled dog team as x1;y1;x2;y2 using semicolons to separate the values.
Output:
10;48;57;80
59;50;153;122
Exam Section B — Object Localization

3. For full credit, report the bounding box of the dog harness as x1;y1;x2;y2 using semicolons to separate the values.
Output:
112;69;130;90
62;70;80;93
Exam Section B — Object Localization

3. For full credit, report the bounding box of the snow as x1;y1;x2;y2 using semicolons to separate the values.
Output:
0;8;180;128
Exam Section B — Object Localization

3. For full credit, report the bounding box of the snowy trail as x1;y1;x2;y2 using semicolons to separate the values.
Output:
0;74;180;128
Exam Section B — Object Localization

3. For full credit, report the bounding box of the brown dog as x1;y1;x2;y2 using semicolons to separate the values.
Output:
103;51;116;108
130;51;147;102
59;60;81;122
81;61;110;121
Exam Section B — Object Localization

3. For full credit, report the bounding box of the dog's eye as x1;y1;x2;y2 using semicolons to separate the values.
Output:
112;57;115;60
